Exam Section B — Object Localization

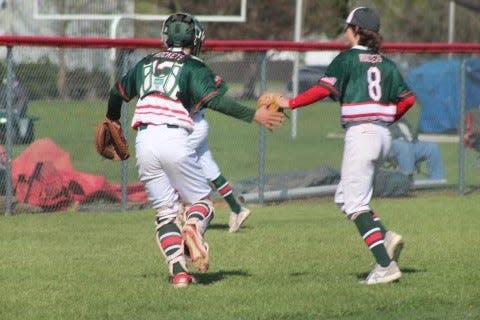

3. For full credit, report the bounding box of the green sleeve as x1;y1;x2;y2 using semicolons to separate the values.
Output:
324;52;348;100
205;95;255;123
106;88;124;120
106;58;144;120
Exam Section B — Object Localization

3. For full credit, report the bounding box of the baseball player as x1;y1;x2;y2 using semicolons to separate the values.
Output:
105;12;284;288
189;110;251;233
276;7;415;284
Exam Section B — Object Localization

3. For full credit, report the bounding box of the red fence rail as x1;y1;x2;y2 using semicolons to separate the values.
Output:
1;35;480;53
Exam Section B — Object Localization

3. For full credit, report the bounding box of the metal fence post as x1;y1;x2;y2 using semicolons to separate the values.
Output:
458;59;466;195
257;52;268;204
120;49;132;211
4;47;14;215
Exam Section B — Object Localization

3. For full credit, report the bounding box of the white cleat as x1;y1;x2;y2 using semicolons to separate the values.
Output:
384;231;404;262
360;261;402;285
228;207;251;233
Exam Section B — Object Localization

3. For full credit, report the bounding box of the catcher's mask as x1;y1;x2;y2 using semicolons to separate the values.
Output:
162;13;205;56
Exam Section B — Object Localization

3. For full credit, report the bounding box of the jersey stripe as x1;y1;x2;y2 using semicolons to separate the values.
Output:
131;93;194;132
341;102;396;125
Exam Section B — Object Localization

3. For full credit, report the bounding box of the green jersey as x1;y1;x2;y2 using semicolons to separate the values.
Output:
109;48;254;132
322;46;411;127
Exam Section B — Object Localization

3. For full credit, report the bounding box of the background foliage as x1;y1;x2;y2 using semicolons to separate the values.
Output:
134;0;480;42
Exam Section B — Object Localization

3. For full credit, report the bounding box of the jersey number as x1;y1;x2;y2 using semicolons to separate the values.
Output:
367;67;382;101
141;60;181;98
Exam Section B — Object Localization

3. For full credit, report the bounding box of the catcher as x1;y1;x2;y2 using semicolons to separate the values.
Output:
98;12;284;288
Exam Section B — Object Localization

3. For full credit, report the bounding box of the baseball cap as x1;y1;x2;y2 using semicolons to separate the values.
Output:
345;7;380;33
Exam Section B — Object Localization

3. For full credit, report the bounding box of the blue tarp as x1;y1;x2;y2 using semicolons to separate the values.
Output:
406;58;480;133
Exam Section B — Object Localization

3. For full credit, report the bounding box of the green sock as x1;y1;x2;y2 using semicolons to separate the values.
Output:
370;211;388;234
211;174;241;214
353;211;390;267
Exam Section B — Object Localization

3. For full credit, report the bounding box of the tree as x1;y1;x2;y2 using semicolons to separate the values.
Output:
353;0;480;42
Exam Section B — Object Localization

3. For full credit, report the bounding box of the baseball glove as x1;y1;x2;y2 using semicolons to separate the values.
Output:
95;119;130;161
256;92;283;112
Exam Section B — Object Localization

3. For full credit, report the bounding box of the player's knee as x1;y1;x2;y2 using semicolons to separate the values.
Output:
154;202;184;231
348;210;370;221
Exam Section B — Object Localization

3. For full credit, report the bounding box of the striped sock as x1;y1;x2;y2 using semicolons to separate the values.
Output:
211;174;241;214
370;210;388;235
353;211;390;267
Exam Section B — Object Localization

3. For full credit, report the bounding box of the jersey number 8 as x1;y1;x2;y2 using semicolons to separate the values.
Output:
367;66;382;101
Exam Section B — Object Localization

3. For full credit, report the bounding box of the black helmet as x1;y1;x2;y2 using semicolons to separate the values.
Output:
345;7;380;33
162;13;205;56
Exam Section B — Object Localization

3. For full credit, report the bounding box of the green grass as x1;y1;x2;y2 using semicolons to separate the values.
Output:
1;192;479;319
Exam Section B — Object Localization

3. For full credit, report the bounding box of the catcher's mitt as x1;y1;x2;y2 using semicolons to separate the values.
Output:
256;92;283;112
95;119;130;161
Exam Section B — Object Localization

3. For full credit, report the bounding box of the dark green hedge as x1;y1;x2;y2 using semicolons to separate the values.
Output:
0;61;110;100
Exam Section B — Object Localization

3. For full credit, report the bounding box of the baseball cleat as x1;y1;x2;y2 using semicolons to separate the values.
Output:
384;230;404;262
228;207;251;233
360;261;402;285
171;272;196;288
182;224;209;272
228;212;237;231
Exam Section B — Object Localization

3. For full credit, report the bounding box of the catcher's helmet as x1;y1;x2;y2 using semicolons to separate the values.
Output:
162;13;205;56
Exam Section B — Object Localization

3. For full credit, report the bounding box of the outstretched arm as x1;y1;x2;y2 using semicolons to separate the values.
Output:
394;91;416;121
278;83;333;110
206;94;285;130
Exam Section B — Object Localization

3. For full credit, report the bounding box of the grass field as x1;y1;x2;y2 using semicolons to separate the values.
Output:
1;192;479;320
3;91;479;318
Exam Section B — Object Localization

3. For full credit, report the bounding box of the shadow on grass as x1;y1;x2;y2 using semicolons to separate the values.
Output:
195;269;251;285
207;223;229;230
355;266;426;280
207;223;253;232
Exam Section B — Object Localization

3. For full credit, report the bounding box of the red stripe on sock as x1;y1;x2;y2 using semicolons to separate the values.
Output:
364;231;383;247
218;184;232;196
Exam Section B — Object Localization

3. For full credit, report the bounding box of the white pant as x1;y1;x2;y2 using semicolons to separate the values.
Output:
334;123;391;216
135;124;212;209
188;113;221;181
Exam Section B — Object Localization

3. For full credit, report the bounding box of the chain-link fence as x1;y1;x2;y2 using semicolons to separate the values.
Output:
1;36;480;214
